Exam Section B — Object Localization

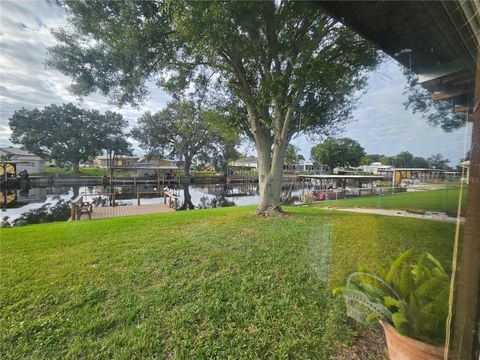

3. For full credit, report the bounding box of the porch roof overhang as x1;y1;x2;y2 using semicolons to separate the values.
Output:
107;165;178;170
299;174;386;181
316;1;479;113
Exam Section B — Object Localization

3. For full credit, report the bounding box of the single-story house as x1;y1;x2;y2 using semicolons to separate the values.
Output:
229;157;327;174
135;157;178;177
229;157;258;170
354;162;393;175
0;147;46;174
283;160;326;174
95;155;141;168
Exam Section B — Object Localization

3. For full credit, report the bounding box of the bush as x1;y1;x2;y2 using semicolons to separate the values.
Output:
10;198;71;227
334;250;449;345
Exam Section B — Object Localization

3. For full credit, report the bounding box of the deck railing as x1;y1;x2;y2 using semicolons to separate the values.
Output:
163;191;179;210
70;190;179;220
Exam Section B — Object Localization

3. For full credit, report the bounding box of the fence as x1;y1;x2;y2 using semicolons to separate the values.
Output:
302;185;466;215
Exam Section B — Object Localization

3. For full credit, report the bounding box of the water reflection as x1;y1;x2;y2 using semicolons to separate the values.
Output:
1;182;302;221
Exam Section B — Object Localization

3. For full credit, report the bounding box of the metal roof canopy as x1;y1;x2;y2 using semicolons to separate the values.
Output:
107;165;178;170
299;174;385;180
391;168;448;172
317;1;479;111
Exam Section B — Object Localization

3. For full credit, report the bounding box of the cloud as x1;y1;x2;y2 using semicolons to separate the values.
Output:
0;2;472;165
296;59;472;164
0;0;170;151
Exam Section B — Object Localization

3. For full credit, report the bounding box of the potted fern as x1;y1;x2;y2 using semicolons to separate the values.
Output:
334;250;449;360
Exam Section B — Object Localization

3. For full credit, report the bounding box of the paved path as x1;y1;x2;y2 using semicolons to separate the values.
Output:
322;207;464;223
79;204;174;220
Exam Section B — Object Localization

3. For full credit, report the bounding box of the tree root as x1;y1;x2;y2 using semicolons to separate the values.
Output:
255;205;287;217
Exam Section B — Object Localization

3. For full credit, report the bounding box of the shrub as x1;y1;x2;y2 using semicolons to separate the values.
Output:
334;250;449;345
11;198;71;227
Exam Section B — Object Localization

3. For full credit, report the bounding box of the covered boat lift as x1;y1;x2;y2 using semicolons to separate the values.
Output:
106;164;179;195
300;174;385;189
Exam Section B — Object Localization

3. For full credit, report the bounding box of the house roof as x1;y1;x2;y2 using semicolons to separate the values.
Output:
234;157;258;163
96;155;140;160
108;165;178;170
393;168;448;172
10;155;44;161
0;147;37;157
229;157;258;167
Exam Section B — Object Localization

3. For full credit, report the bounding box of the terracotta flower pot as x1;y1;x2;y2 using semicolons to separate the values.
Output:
380;320;444;360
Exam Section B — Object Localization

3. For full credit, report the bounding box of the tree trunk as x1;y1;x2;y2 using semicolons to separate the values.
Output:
72;161;80;175
256;138;288;216
184;156;192;177
72;184;80;199
179;184;195;210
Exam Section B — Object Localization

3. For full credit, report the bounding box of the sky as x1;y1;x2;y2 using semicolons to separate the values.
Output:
0;0;472;165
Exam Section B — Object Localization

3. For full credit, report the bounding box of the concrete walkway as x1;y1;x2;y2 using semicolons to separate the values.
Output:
322;207;464;223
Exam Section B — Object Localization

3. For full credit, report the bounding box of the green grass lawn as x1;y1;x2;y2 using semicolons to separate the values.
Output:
315;188;468;215
0;207;455;358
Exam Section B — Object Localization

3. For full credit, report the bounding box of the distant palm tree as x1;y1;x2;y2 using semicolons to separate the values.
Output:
285;144;300;165
285;144;305;174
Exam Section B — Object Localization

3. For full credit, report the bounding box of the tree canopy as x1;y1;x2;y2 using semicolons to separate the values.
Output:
427;153;450;170
360;152;431;169
48;0;380;214
403;71;466;132
9;103;129;173
310;137;365;173
131;99;239;176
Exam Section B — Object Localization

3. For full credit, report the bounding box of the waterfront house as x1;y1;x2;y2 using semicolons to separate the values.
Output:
0;147;46;174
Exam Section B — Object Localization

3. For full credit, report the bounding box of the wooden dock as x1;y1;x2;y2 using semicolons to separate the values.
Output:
70;191;179;221
79;204;174;220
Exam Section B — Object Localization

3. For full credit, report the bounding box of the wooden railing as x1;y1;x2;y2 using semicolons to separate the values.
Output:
133;190;178;210
70;190;179;219
163;191;179;210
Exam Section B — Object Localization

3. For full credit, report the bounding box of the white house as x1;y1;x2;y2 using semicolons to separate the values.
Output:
135;157;178;177
284;160;326;174
229;157;259;170
0;147;46;174
94;155;141;168
229;157;326;174
355;162;393;175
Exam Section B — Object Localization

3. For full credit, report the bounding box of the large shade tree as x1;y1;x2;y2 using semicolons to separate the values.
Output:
101;111;133;166
48;0;380;215
131;100;238;176
310;137;365;173
9;103;129;174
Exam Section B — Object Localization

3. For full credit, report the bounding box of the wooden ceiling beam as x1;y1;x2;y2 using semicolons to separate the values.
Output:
432;85;473;100
453;105;472;113
421;69;474;90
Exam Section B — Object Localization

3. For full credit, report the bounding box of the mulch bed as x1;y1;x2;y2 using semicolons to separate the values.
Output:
333;321;388;360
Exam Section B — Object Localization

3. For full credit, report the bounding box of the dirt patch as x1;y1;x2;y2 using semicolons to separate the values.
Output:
333;322;388;360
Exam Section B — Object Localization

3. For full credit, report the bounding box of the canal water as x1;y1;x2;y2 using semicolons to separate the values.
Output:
1;182;303;222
